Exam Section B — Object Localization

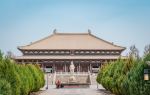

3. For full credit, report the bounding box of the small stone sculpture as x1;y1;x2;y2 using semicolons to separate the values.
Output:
69;61;76;83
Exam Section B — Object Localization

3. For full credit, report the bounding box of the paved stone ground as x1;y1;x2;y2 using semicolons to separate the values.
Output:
39;84;114;95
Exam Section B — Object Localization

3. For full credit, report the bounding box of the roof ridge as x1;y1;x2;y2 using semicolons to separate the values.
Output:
54;32;90;35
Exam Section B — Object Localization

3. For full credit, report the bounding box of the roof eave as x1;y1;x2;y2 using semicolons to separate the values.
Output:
16;47;126;51
17;46;25;51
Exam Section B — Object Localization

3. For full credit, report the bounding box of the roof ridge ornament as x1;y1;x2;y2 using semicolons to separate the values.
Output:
53;29;57;34
88;29;91;34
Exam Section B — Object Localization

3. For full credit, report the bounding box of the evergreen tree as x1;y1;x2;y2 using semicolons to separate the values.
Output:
129;45;140;59
144;44;150;56
0;50;45;95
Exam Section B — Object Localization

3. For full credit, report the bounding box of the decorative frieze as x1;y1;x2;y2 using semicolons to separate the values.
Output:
22;50;121;56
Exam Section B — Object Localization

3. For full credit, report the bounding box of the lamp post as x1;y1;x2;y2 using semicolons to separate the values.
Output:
97;82;98;90
45;68;49;90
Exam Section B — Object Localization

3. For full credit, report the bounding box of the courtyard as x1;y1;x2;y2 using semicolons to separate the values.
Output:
39;85;114;95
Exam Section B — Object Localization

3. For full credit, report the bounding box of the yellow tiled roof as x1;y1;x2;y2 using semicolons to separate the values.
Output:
18;32;125;50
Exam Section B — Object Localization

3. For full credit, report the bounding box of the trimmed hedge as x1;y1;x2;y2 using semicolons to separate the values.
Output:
0;51;45;95
97;54;150;95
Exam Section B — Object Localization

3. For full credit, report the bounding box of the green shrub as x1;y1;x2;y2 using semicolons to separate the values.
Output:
25;65;35;92
15;64;30;95
0;79;12;95
0;51;45;95
97;54;150;95
35;64;45;88
0;57;21;95
27;64;43;92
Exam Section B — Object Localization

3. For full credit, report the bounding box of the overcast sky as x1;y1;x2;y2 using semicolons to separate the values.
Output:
0;0;150;56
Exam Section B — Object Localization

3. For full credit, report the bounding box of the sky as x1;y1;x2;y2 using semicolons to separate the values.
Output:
0;0;150;56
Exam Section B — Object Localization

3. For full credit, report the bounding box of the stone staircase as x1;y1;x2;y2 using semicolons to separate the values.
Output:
55;74;90;84
45;72;97;85
55;72;91;84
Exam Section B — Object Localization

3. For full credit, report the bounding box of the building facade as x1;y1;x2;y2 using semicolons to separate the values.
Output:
14;31;126;73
